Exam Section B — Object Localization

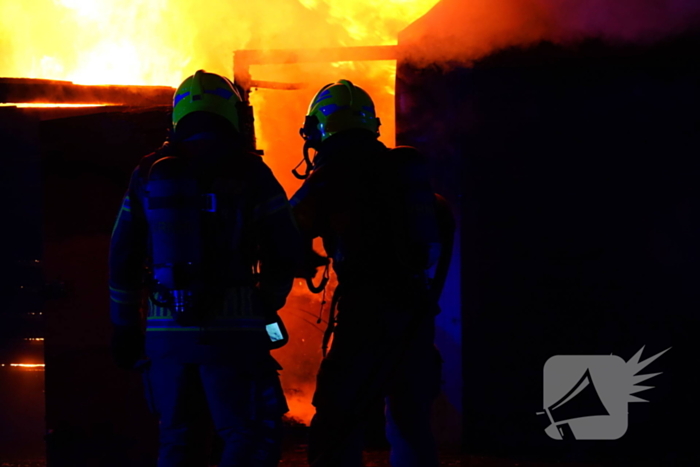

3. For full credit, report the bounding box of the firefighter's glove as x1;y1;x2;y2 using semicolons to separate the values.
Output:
294;249;330;279
111;325;144;370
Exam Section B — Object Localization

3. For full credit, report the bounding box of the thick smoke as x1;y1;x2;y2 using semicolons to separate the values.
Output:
400;0;700;66
544;0;700;43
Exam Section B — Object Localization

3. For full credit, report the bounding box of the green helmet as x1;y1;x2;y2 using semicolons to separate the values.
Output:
300;79;381;144
172;70;242;133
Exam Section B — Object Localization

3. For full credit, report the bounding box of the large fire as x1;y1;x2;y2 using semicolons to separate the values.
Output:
0;0;440;425
4;0;699;428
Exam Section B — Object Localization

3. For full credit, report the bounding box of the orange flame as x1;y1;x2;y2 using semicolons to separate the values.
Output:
0;104;109;108
1;363;46;371
0;0;438;86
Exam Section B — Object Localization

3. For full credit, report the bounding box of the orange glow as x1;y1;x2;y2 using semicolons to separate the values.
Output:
1;364;46;371
273;278;336;424
1;0;440;425
0;103;110;108
0;0;438;86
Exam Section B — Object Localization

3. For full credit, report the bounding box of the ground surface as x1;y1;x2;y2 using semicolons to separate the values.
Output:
280;450;591;466
0;451;600;467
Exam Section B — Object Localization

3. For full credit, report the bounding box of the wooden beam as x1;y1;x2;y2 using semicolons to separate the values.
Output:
0;78;174;106
233;45;399;94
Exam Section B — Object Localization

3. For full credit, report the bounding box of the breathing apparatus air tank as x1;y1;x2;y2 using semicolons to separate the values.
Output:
145;155;211;326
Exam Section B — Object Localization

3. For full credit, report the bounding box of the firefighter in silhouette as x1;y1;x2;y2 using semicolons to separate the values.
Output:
291;79;454;467
109;70;299;467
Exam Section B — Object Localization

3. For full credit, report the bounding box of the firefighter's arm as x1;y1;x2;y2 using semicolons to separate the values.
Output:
108;168;147;369
254;167;303;315
429;193;456;303
391;146;443;270
290;180;328;280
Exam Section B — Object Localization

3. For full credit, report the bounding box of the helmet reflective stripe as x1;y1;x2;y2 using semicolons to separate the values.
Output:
316;89;333;100
172;70;242;133
301;79;380;143
320;103;343;116
173;91;190;107
204;87;235;99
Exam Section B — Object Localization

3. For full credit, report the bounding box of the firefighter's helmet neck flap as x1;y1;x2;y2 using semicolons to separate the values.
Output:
294;79;381;179
171;70;243;145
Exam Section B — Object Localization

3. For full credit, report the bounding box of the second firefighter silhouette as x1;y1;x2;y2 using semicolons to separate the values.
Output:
109;71;300;467
292;80;453;467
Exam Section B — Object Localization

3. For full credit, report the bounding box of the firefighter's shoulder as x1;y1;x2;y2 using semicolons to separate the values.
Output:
238;151;280;184
136;142;173;180
387;145;427;163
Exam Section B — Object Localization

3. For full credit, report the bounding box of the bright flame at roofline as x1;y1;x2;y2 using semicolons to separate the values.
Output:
0;0;438;86
0;104;109;108
1;364;46;369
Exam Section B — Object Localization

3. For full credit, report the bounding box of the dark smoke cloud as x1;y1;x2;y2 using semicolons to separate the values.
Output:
400;0;700;66
544;0;700;42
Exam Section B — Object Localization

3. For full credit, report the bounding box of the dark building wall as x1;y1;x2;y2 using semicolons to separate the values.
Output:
0;108;45;460
0;105;171;463
37;107;168;466
396;35;700;464
395;64;466;450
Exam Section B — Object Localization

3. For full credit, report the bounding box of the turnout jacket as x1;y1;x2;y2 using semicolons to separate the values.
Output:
291;130;441;295
109;141;300;363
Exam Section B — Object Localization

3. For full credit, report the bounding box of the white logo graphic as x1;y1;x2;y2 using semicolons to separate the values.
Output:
538;346;670;440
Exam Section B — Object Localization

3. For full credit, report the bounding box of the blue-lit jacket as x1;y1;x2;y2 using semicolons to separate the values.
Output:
109;141;300;364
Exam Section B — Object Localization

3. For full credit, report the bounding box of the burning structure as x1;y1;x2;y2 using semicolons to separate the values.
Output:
1;0;700;465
